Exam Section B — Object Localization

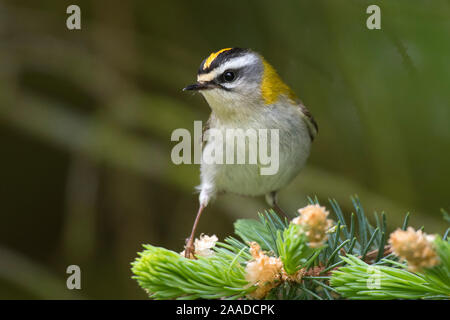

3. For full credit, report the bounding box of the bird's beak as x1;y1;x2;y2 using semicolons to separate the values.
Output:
183;81;217;91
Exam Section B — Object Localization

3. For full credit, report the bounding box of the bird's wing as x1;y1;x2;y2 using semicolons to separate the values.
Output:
298;102;318;141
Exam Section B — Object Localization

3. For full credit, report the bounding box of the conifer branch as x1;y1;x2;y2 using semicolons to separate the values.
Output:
131;196;449;300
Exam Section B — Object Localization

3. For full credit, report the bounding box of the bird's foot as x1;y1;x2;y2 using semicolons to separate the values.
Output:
184;238;196;259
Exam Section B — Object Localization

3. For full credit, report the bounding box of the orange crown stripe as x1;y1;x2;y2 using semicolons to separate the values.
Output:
203;48;232;70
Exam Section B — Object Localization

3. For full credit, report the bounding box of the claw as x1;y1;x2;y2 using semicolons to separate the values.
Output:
184;239;196;259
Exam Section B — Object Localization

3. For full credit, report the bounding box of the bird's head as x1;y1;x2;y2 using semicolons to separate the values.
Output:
184;48;297;119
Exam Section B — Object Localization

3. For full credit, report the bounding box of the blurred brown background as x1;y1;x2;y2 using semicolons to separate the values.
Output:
0;0;449;299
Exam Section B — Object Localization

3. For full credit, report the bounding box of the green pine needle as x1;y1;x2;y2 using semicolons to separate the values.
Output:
131;196;449;300
330;237;450;300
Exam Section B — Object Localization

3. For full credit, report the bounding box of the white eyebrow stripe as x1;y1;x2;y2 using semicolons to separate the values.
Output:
215;54;258;75
196;53;258;83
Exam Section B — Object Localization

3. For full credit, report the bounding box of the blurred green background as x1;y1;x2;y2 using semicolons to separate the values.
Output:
0;0;449;299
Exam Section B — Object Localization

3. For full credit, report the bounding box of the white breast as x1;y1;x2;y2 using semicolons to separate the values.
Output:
198;101;311;206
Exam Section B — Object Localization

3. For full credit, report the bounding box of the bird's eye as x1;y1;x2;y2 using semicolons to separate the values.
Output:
222;71;235;82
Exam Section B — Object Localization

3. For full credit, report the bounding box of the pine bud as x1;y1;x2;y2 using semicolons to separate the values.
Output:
292;204;333;248
389;227;439;272
245;242;283;299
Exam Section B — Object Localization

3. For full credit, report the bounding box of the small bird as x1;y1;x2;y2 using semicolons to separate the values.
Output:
183;48;318;258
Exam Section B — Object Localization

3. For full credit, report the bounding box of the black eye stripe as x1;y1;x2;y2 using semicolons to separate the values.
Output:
221;70;236;82
216;68;242;83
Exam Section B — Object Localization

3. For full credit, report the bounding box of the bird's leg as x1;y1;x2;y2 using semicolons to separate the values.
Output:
273;202;290;221
267;191;290;221
184;204;206;259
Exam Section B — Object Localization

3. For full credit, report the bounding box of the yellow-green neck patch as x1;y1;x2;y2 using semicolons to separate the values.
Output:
261;59;297;105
